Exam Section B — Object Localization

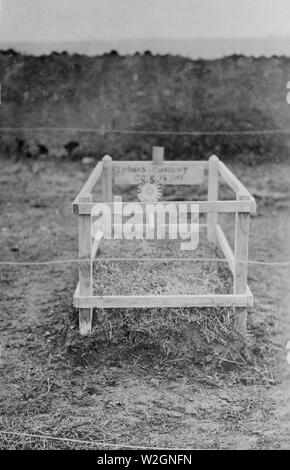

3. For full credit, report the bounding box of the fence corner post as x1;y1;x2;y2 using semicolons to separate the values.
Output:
102;155;113;202
78;194;93;335
234;193;250;334
207;155;219;243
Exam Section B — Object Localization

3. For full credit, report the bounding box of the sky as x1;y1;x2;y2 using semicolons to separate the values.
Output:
0;0;290;43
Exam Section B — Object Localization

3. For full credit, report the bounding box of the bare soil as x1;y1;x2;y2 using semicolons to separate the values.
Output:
0;157;290;449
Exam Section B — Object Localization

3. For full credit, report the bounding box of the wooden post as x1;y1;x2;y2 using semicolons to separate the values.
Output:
234;193;250;334
78;194;93;335
207;155;219;243
102;155;113;202
152;146;164;165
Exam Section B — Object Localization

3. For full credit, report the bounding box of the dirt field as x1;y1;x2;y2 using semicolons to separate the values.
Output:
0;156;290;449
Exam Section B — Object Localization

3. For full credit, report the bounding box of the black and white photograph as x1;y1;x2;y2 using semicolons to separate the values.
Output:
0;0;289;453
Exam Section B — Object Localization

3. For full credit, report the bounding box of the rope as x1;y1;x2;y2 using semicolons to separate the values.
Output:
0;257;289;266
0;430;189;450
0;127;289;136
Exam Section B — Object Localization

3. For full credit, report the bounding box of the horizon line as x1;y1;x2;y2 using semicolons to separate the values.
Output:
1;35;290;44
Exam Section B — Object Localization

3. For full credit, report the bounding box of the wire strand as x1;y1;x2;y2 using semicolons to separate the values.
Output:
0;127;290;135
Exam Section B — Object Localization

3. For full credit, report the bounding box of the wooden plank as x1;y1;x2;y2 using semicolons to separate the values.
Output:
152;146;164;165
234;194;250;334
207;155;219;243
75;293;252;309
246;285;253;306
78;212;93;335
81;199;256;216
73;161;103;205
113;161;205;185
74;282;253;309
73;193;92;214
102;155;113;202
112;160;208;168
216;224;235;274
91;230;103;260
73;282;80;307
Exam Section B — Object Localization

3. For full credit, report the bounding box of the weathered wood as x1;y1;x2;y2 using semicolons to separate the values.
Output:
152;146;164;165
216;224;235;274
73;161;103;206
246;284;253;300
102;155;113;202
234;193;250;334
78;205;93;335
91;230;103;260
74;293;253;309
113;161;205;185
85;199;256;216
207;155;219;243
73;282;80;307
112;160;208;168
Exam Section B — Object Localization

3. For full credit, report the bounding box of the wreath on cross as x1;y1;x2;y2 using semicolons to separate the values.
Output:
137;175;162;202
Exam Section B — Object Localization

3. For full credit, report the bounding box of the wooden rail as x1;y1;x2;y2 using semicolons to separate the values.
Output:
74;290;253;309
74;199;256;215
91;230;103;260
216;224;235;274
